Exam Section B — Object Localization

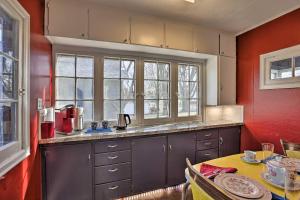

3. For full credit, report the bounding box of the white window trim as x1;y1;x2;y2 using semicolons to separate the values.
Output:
0;0;30;177
260;44;300;90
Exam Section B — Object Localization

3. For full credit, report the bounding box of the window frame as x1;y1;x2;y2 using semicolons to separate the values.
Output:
260;44;300;90
0;0;30;177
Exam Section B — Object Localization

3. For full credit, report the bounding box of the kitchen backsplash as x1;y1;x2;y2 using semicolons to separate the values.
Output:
204;105;244;123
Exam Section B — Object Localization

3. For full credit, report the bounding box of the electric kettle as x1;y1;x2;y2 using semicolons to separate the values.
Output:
116;114;131;130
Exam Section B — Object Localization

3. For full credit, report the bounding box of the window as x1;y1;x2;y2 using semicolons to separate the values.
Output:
103;58;135;120
55;54;94;121
178;64;200;117
260;44;300;89
0;0;30;177
144;61;170;119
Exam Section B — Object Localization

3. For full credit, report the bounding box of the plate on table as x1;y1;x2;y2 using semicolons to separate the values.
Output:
261;172;300;190
281;158;300;172
241;156;261;164
214;174;265;199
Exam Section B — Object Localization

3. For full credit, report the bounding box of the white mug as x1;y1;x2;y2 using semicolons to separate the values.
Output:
244;150;256;161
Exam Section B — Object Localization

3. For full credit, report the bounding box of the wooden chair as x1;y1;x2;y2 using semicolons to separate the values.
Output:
280;139;300;158
185;158;233;200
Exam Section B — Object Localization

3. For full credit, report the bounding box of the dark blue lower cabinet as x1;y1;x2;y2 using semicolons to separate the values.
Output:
43;143;93;200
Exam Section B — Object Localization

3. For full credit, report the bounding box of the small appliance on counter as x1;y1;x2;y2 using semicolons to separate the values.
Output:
38;107;55;139
116;114;131;130
74;107;84;131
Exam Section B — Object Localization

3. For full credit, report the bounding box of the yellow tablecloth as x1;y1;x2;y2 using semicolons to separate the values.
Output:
192;152;300;199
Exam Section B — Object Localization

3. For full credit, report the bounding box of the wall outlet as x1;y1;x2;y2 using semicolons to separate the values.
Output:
37;98;43;110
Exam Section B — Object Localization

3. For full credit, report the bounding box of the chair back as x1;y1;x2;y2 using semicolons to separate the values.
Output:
280;139;300;158
186;158;233;200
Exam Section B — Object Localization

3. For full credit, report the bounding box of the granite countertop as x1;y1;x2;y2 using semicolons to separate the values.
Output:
39;120;243;145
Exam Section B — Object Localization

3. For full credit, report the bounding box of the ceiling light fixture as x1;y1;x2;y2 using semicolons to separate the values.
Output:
184;0;195;3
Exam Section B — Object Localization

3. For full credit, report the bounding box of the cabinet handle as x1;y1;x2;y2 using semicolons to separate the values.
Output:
88;154;91;164
108;185;119;190
107;144;118;148
204;153;211;156
219;137;223;145
163;144;166;152
81;33;85;37
166;45;169;48
204;142;212;146
169;144;172;151
123;39;127;43
204;133;212;137
108;168;118;173
160;44;163;48
108;155;118;160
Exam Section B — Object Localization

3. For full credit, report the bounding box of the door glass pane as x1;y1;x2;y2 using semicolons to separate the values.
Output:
159;81;169;99
158;63;169;80
144;100;158;119
76;79;93;100
104;100;120;120
178;99;189;117
56;55;75;77
55;78;75;100
77;101;93;121
270;58;292;80
121;59;135;79
104;79;120;99
190;99;198;116
178;81;189;98
121;100;135;116
144;80;157;99
190;66;198;81
0;102;17;147
104;58;120;78
190;82;198;98
159;100;169;118
121;79;135;99
144;62;157;80
76;57;94;78
295;56;300;77
0;56;17;99
0;7;19;58
178;65;189;81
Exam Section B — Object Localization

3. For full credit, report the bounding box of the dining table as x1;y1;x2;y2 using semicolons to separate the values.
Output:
188;151;300;200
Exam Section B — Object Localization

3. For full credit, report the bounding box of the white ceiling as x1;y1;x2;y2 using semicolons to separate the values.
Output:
89;0;300;35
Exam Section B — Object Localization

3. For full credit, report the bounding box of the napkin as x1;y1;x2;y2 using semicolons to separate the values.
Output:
271;192;285;200
85;127;112;133
199;163;237;179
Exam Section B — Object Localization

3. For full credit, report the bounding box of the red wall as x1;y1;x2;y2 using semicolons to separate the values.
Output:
237;8;300;153
0;0;52;199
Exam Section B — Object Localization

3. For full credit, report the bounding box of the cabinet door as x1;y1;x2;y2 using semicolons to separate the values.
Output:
219;56;236;105
47;0;88;39
132;136;167;193
165;22;194;51
167;133;196;186
194;27;219;55
89;5;130;43
131;15;164;47
44;143;92;200
219;127;240;157
220;33;236;57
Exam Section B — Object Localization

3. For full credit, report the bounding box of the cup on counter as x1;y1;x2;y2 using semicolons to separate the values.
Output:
244;150;256;161
91;121;98;130
102;120;109;129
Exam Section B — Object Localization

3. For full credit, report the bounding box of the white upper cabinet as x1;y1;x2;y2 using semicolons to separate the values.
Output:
89;5;130;43
165;22;194;52
193;27;219;55
130;15;164;47
219;56;236;105
46;0;88;39
219;33;236;57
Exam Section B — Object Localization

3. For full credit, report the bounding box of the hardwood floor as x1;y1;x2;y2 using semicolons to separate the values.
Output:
119;185;193;200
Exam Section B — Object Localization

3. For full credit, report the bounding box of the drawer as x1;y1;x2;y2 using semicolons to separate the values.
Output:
197;129;218;141
95;150;131;166
197;139;218;150
95;179;131;200
95;140;131;153
95;163;131;184
196;148;218;163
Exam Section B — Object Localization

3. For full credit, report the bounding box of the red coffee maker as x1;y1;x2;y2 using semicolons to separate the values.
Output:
39;107;55;139
55;104;76;135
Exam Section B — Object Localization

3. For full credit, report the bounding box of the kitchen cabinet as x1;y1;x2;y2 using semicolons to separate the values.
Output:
219;56;236;105
130;15;165;47
219;126;241;157
167;133;196;186
89;5;130;43
132;136;167;193
46;0;88;39
193;27;219;55
165;21;194;51
220;33;236;57
42;143;92;200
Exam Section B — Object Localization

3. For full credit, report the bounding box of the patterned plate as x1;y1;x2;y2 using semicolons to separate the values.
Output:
241;156;261;164
281;158;300;171
214;174;264;199
261;172;300;190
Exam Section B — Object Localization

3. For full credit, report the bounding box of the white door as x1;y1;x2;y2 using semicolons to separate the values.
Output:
220;33;236;57
219;56;236;105
47;0;88;39
165;22;193;51
194;27;219;55
89;5;130;43
130;15;164;47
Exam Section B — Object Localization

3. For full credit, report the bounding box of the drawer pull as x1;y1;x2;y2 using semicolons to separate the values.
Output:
108;155;118;160
204;134;212;137
108;185;119;190
107;144;118;148
204;153;211;156
108;168;119;173
204;142;212;145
